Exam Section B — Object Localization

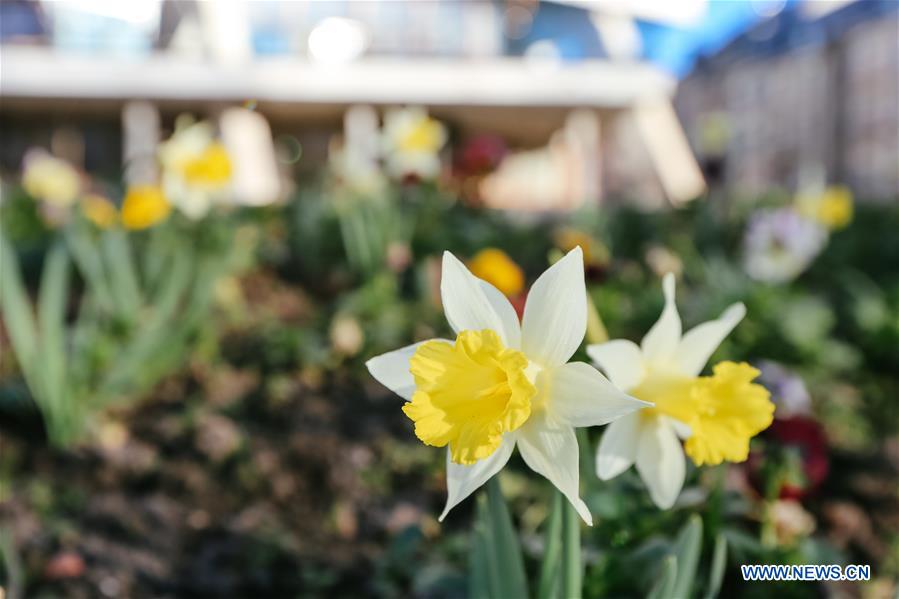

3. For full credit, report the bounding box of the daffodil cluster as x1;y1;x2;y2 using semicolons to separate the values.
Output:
368;250;775;521
17;117;240;234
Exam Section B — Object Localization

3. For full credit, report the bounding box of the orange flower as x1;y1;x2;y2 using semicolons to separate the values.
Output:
468;248;525;296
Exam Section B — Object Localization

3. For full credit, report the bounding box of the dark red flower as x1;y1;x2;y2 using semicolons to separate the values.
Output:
454;134;507;177
747;415;829;500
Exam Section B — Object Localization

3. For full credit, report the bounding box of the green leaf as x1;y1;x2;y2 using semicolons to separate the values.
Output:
469;496;496;599
142;224;169;293
37;242;72;443
0;233;39;386
65;227;114;312
537;492;563;599
671;515;703;599
484;476;529;599
99;253;193;398
647;555;678;599
703;533;727;599
101;229;142;317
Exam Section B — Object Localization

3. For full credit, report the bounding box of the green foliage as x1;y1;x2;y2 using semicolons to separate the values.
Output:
0;218;238;446
469;477;529;599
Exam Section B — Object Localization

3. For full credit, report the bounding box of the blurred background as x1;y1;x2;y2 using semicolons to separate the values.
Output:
0;1;898;597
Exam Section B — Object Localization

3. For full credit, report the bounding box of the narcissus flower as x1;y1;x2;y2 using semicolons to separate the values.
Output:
159;119;232;219
121;185;171;230
382;107;447;180
796;185;853;230
588;274;774;509
468;248;525;297
22;149;82;207
367;248;646;524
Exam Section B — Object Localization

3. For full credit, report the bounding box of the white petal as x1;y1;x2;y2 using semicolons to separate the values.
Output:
365;339;447;400
635;417;685;509
596;412;640;480
441;252;512;345
439;437;515;521
640;273;682;364
586;339;647;392
479;280;522;349
520;247;587;367
676;302;746;376
516;412;593;525
666;416;693;440
549;362;650;427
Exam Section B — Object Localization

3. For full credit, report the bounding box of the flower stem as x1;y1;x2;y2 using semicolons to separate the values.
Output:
561;496;582;599
585;290;608;345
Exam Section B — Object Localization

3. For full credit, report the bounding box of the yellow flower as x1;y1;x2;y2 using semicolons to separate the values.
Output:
554;227;610;268
181;142;232;187
636;361;774;466
403;330;536;465
796;185;853;230
397;117;445;154
158;119;233;219
590;274;774;508
468;248;525;296
22;150;81;207
80;194;118;229
121;185;171;230
382;107;447;179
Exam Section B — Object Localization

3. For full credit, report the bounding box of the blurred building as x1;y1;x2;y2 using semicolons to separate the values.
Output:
676;0;899;200
1;0;702;211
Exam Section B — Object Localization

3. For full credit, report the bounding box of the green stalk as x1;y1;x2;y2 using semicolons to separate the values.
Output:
537;491;563;599
561;497;582;599
585;290;608;345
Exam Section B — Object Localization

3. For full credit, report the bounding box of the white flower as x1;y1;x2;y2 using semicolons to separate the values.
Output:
158;120;232;220
381;107;447;180
367;248;647;524
743;207;827;284
588;274;773;509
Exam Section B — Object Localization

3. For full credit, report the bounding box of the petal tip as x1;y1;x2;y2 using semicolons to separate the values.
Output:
662;272;676;299
574;499;593;526
725;301;747;321
596;464;614;481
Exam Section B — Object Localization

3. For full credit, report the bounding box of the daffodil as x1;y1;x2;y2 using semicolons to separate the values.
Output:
80;194;118;229
796;185;853;230
588;274;774;509
468;248;525;297
158;120;232;219
121;185;171;230
382;107;447;180
367;248;647;524
22;149;82;207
